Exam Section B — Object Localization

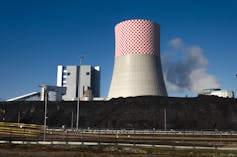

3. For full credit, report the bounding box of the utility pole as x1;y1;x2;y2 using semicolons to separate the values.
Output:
76;56;83;130
17;111;20;123
164;108;167;131
43;87;48;141
71;110;74;129
235;74;237;98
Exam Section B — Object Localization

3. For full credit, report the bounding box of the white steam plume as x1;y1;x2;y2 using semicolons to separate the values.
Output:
162;38;220;94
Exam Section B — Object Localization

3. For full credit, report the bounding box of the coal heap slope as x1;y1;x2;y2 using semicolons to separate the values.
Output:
0;95;237;130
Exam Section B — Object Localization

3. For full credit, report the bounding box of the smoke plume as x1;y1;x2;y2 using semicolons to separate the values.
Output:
162;38;219;94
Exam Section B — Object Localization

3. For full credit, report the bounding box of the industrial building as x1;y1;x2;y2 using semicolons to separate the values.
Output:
199;88;234;98
7;65;100;101
6;85;66;102
6;92;41;101
109;19;167;98
40;85;66;101
57;65;100;101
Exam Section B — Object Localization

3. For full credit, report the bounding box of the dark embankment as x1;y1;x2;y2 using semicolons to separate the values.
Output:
0;96;237;130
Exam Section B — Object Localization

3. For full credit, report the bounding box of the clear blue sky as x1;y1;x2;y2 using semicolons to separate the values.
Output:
0;0;237;100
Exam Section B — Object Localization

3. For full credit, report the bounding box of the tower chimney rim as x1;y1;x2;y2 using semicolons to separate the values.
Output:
115;19;160;28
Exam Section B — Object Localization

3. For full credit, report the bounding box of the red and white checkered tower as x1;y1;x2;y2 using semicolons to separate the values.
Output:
108;19;167;98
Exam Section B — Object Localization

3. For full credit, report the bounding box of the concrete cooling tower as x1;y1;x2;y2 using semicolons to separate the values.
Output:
108;19;168;98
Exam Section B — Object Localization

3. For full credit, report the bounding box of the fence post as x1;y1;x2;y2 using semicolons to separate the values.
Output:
51;129;53;142
98;129;101;145
66;130;68;144
115;130;118;145
80;129;83;144
10;127;12;141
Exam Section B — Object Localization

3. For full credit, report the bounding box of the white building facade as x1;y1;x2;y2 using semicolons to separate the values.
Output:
57;65;100;101
200;89;234;98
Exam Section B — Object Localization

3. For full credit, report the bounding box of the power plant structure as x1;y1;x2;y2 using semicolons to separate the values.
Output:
6;65;100;102
108;19;168;98
57;65;100;101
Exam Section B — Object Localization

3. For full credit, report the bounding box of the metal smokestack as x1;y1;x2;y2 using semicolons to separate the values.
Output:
108;19;167;98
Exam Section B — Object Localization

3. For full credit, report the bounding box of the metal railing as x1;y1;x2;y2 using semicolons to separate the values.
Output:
0;122;45;137
1;125;237;146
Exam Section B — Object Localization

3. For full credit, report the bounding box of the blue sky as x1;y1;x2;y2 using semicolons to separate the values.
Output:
0;0;237;100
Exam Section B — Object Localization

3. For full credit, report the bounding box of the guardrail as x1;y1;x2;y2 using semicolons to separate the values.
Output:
57;129;237;136
1;123;237;145
0;122;45;137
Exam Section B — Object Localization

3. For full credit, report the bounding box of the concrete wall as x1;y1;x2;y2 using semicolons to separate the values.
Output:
62;66;79;101
80;66;92;97
91;67;100;97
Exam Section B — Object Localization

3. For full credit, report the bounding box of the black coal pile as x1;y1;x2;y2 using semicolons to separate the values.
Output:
0;95;237;131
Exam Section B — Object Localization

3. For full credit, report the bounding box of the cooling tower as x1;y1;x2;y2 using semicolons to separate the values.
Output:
108;19;168;98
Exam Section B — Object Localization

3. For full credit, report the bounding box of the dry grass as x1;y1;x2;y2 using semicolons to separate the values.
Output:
1;144;237;157
0;144;157;157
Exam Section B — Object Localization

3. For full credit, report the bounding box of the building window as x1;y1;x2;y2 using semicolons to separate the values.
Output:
67;72;70;76
86;72;90;75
